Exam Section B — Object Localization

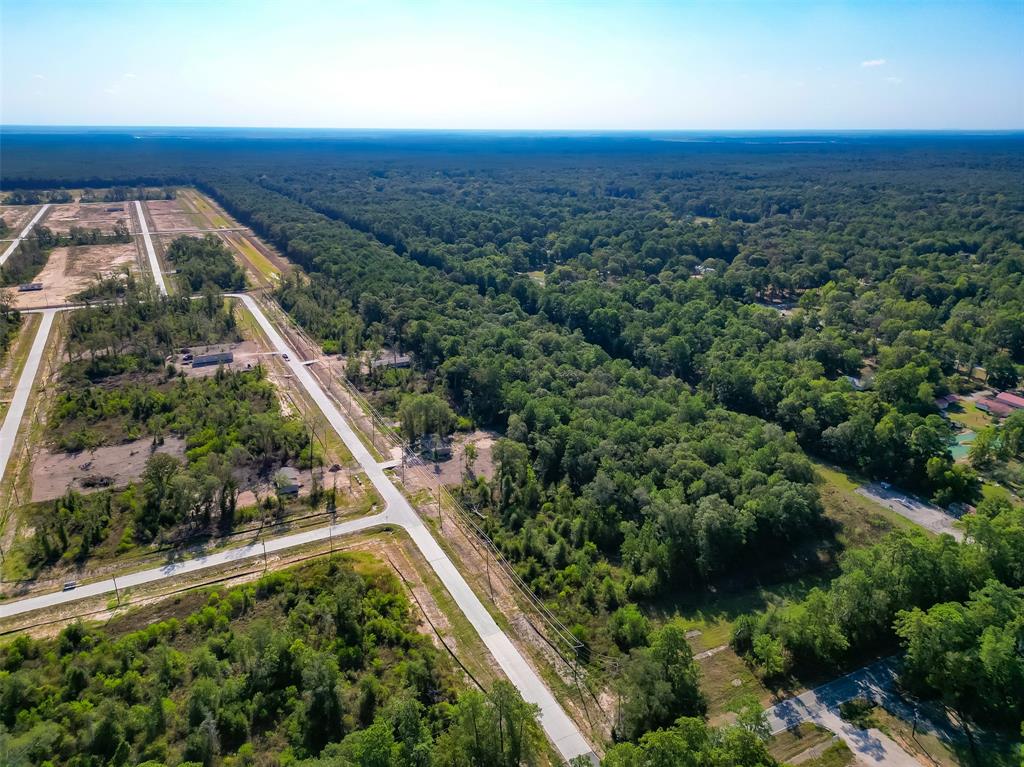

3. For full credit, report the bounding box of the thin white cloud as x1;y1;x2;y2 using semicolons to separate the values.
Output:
885;76;903;85
861;58;887;68
123;72;137;79
32;73;45;80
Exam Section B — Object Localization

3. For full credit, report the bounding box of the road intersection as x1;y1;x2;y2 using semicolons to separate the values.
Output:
0;203;51;267
0;231;598;764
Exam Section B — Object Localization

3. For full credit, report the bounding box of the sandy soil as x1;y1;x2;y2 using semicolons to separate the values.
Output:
31;436;187;502
0;205;41;233
405;429;499;490
146;199;200;231
43;202;132;235
6;242;138;308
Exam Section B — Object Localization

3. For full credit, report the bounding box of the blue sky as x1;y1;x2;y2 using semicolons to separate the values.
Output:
2;0;1022;129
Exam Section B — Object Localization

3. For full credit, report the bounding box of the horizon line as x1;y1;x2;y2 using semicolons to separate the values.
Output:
3;124;1024;135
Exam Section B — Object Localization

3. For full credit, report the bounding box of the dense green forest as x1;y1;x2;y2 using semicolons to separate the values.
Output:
167;235;246;292
0;557;530;767
2;132;1022;754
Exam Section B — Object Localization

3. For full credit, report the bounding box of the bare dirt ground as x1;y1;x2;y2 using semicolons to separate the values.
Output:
172;340;269;378
43;202;132;234
0;205;41;233
146;198;200;231
31;437;188;502
405;429;499;491
5;242;138;308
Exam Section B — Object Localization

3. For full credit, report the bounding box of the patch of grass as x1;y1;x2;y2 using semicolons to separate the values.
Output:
182;188;231;228
980;482;1014;504
233;234;280;282
815;461;921;547
651;572;827;652
946;401;992;432
798;740;855;767
839;697;881;730
767;722;836;763
700;646;771;719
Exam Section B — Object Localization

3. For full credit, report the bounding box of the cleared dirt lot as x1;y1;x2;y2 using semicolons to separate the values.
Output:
31;436;187;502
405;429;499;490
146;198;200;231
43;202;132;235
5;242;138;308
172;340;272;378
0;205;43;233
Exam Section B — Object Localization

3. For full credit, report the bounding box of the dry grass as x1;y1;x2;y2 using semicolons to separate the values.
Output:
815;461;921;548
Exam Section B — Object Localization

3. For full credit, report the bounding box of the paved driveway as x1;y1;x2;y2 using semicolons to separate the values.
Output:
766;659;920;766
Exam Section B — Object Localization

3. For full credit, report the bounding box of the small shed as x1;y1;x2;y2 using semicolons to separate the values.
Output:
419;435;453;461
193;350;234;367
275;467;302;495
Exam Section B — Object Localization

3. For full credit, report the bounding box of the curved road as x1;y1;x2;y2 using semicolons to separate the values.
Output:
0;291;596;764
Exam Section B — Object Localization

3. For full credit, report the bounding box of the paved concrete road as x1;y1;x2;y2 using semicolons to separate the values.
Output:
766;659;919;766
134;200;168;296
857;483;963;540
0;294;597;764
0;512;388;617
0;309;56;486
235;295;597;764
0;204;52;266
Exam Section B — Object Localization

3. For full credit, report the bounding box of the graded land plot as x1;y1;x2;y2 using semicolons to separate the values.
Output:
30;436;187;502
0;204;43;233
4;242;138;309
144;197;202;231
41;201;132;234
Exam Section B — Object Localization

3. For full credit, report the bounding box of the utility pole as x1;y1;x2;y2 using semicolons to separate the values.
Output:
262;539;268;572
112;575;121;606
437;484;443;531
